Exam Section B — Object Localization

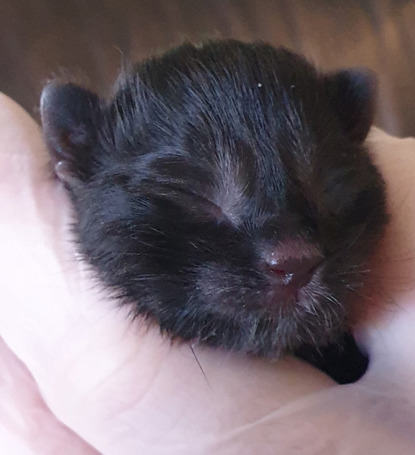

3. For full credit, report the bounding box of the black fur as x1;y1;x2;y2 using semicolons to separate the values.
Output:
41;40;388;377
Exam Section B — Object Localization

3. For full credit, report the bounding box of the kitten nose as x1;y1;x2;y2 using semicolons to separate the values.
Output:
266;255;321;288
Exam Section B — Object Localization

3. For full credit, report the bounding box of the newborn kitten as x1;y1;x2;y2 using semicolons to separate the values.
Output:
40;40;388;382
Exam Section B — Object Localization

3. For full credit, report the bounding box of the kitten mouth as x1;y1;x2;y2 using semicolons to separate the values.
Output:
280;282;301;302
262;284;302;311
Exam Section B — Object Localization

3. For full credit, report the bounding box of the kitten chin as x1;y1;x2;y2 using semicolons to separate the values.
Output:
40;40;388;383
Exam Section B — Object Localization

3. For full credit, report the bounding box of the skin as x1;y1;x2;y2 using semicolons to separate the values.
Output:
1;92;415;454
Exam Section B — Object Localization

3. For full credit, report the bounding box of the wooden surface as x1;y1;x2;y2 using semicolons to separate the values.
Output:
0;0;414;135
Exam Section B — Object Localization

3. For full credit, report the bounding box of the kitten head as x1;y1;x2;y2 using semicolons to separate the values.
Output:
41;40;387;356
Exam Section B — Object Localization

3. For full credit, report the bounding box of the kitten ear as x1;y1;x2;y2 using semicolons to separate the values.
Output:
40;81;101;185
324;69;377;143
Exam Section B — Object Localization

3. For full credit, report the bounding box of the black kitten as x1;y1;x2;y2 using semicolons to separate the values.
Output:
40;40;388;380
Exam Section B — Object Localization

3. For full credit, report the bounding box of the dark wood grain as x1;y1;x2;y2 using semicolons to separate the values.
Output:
0;0;414;135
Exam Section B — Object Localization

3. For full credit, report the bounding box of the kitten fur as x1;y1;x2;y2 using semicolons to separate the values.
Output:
40;40;387;367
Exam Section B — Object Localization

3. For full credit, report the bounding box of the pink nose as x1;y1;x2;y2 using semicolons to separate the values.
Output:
266;254;321;289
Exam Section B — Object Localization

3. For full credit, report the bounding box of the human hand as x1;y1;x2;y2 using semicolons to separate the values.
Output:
1;94;415;454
